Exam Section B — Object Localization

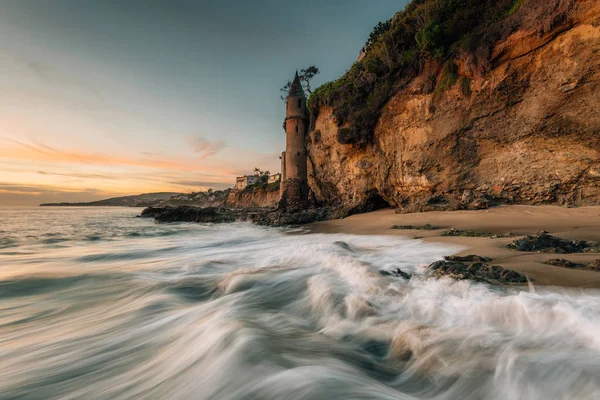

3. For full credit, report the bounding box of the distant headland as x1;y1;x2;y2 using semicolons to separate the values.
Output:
40;192;180;207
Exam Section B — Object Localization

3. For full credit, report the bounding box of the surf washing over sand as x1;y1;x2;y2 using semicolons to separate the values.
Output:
1;207;599;399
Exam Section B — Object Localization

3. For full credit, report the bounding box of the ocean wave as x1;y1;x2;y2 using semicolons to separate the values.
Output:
0;210;599;399
0;273;133;299
0;237;17;249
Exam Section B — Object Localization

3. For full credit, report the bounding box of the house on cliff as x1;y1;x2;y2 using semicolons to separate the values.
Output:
268;173;281;184
234;175;260;191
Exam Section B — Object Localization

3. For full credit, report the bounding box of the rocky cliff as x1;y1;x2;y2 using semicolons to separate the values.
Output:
225;185;280;208
159;186;279;209
308;0;600;213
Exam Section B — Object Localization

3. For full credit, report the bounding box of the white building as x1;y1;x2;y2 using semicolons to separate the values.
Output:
234;175;260;191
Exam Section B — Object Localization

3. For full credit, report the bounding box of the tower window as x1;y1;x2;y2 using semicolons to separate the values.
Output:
298;99;301;108
296;125;298;133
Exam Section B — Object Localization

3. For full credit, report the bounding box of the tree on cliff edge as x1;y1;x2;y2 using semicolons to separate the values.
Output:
280;66;320;101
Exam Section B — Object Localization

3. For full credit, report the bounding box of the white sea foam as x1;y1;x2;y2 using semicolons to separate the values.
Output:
0;207;599;399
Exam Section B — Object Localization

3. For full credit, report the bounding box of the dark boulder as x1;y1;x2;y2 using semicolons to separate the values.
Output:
445;255;492;263
141;205;344;227
140;206;242;223
507;231;598;253
544;258;584;268
391;224;440;230
428;259;527;284
251;206;344;227
441;229;512;238
379;268;412;280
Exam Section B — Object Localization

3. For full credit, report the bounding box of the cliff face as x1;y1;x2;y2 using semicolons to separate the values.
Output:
159;187;279;209
225;186;280;209
308;1;600;213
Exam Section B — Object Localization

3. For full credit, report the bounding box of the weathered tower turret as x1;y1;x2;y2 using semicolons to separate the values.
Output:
279;71;308;212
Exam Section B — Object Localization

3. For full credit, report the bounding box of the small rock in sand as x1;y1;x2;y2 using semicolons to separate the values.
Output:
587;260;600;271
445;255;492;263
544;259;583;268
507;232;598;254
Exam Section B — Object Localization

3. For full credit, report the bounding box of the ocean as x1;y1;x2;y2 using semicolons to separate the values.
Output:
0;207;599;399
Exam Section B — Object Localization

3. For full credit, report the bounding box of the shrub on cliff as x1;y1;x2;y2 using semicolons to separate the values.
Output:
309;0;578;143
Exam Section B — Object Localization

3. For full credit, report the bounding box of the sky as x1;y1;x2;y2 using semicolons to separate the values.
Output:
0;0;407;205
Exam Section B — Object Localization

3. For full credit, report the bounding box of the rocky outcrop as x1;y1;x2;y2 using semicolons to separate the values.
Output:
429;258;528;284
544;258;584;268
588;260;600;271
161;190;231;208
307;1;600;213
140;206;245;223
251;206;343;226
278;178;309;213
141;205;343;227
225;186;280;209
159;186;280;209
507;232;600;253
379;268;412;280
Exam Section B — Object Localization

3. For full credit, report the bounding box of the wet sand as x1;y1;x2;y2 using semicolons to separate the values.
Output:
310;205;600;288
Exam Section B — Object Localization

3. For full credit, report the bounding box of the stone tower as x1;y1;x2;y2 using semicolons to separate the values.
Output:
279;71;308;212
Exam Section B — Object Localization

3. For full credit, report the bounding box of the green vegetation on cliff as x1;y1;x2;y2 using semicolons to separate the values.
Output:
308;0;576;145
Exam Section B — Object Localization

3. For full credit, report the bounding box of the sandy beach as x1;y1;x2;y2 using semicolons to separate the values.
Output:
310;205;600;288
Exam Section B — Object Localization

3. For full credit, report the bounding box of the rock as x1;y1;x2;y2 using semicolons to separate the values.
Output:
226;185;280;208
428;260;527;284
334;241;354;252
278;178;309;214
587;260;600;271
379;268;412;280
507;232;598;253
141;205;345;227
441;229;500;238
461;190;474;204
251;207;343;226
141;206;242;223
445;255;492;263
391;224;440;230
544;258;583;268
559;81;577;92
470;197;490;210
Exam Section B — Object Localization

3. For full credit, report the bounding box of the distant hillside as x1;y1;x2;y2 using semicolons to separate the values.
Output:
41;186;282;209
40;192;181;207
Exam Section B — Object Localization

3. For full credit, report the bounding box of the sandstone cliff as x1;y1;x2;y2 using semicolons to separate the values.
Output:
308;0;600;213
225;185;280;208
160;186;279;209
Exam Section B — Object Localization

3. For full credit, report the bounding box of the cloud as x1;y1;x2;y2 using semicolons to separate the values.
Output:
0;183;48;194
0;183;122;206
37;170;117;180
186;135;226;159
5;140;207;171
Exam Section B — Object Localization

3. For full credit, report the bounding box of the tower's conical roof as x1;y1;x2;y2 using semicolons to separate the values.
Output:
287;71;305;99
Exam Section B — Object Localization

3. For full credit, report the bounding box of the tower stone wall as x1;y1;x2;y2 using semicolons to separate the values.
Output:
285;116;307;181
280;151;286;197
279;72;309;212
